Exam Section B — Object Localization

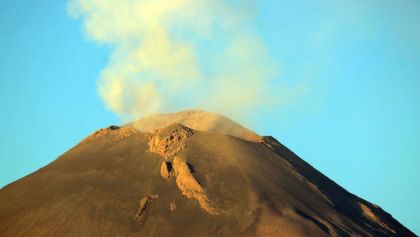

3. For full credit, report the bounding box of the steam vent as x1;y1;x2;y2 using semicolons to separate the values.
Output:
0;110;416;236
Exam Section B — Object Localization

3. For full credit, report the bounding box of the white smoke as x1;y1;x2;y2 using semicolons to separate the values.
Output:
68;0;299;121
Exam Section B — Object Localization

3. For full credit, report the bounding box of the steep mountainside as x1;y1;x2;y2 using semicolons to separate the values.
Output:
0;111;416;236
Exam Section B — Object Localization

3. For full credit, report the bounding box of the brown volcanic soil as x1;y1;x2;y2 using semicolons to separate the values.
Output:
0;111;416;237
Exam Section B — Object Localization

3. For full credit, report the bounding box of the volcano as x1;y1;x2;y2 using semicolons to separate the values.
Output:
0;110;416;236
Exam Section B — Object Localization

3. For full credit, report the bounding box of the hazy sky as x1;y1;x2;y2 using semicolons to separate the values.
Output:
1;0;419;234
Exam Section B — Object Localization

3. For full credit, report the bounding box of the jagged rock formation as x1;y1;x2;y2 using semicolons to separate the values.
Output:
171;157;219;215
148;123;192;159
136;194;158;224
0;110;416;237
151;123;219;215
160;161;174;179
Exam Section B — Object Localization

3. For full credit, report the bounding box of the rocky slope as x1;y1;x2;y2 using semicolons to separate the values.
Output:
0;110;416;236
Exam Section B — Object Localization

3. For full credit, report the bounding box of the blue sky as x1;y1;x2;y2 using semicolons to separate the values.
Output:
1;0;419;234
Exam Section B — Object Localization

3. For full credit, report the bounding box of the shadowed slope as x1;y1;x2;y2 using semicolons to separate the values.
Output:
0;113;416;237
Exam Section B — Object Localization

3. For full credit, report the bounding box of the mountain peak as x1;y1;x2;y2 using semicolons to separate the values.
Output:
126;109;260;142
0;110;416;236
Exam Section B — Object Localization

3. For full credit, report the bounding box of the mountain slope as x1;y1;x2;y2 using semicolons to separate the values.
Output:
0;111;416;237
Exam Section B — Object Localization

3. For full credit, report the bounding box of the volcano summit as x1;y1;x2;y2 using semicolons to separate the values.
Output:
0;110;416;236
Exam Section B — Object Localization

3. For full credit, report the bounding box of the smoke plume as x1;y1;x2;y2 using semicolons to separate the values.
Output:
68;0;289;121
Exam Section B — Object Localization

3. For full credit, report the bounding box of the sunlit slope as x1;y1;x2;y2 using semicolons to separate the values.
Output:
0;113;416;236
